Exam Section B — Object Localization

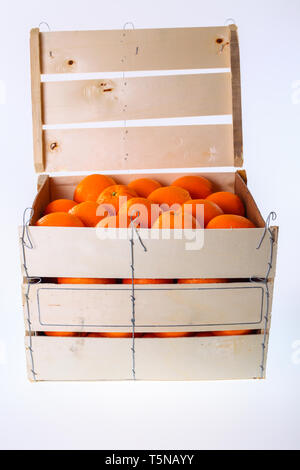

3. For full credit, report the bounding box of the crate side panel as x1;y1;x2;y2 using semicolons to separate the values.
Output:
26;336;132;381
26;334;263;381
40;27;231;74
27;282;266;332
22;227;273;279
135;334;263;380
42;73;232;124
44;124;235;172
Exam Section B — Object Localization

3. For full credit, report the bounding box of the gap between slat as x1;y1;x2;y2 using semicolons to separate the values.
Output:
43;115;233;130
41;68;231;82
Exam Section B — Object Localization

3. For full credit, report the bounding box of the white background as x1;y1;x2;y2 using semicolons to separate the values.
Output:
0;0;299;450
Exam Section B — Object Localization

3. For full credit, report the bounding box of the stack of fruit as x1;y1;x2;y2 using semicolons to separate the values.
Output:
35;173;254;339
36;173;255;229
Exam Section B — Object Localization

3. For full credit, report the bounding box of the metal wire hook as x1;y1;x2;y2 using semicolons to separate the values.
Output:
224;18;237;26
39;22;51;31
123;21;135;30
257;211;277;250
21;207;34;250
252;211;277;378
130;216;147;252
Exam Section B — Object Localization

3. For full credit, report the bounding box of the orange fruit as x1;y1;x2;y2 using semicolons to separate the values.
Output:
128;178;162;198
44;332;77;337
206;191;245;216
172;175;213;199
151;211;200;229
195;332;213;337
206;214;256;229
35;212;85;227
177;278;227;284
96;215;132;228
212;330;252;336
57;278;116;284
119;197;160;228
152;332;191;338
74;174;116;203
122;278;174;284
97;185;138;212
182;199;223;227
89;333;132;338
148;186;190;210
45;199;77;215
69;201;112;227
86;333;145;338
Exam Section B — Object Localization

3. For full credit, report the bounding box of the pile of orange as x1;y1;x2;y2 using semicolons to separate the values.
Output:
36;173;255;230
36;173;255;339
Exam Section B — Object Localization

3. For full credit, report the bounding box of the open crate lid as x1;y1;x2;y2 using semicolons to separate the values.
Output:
30;25;243;173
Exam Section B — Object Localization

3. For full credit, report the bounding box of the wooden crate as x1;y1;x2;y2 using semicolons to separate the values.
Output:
20;25;278;382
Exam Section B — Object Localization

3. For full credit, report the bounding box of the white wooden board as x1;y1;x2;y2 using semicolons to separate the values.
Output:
24;282;267;333
42;73;232;124
20;225;277;279
40;27;231;74
26;334;264;381
43;124;235;172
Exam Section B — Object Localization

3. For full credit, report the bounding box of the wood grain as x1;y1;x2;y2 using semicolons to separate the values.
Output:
19;225;275;279
43;124;235;172
26;334;263;381
42;73;232;124
30;29;44;172
40;27;231;74
229;25;243;167
25;282;266;333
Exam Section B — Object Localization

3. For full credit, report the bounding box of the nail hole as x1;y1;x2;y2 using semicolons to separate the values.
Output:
216;38;224;44
50;142;58;151
67;59;74;66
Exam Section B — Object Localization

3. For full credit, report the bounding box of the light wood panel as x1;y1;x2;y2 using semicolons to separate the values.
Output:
30;175;50;225
26;335;132;381
42;73;232;124
30;29;44;172
19;225;276;279
43;124;235;171
230;25;243;167
40;27;231;74
135;334;263;380
25;282;266;333
26;334;263;381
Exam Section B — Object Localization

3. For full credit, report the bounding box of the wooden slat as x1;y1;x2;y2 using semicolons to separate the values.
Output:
30;29;44;172
43;124;234;171
26;334;263;381
26;336;132;381
25;282;266;333
235;172;265;228
42;73;232;124
19;225;276;279
30;175;50;225
40;27;231;74
230;25;243;167
135;334;263;380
